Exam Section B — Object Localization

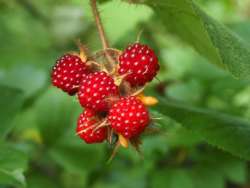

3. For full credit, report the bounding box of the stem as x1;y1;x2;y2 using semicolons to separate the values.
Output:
90;0;109;49
89;0;117;71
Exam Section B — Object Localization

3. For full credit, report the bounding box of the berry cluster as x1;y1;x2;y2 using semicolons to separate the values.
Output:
51;42;160;156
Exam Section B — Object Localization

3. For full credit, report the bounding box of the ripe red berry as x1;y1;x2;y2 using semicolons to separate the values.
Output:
78;71;119;112
51;54;89;95
108;96;150;139
118;43;160;86
76;109;107;144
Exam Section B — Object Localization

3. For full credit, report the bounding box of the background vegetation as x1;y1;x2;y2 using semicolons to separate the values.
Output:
1;0;250;187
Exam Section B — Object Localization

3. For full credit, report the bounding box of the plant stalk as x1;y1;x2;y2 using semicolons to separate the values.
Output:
90;0;109;50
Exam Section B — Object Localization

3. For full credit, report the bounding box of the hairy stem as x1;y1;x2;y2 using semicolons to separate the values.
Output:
90;0;109;49
89;0;116;71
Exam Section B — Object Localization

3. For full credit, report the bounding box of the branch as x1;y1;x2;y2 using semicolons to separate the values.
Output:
89;0;116;72
90;0;109;49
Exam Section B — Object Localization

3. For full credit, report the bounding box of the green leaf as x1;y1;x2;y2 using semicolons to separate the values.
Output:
0;142;28;187
229;21;250;43
150;111;203;147
60;171;87;188
191;165;224;188
0;85;24;139
151;169;194;188
165;126;203;147
143;0;250;79
26;172;60;188
192;148;246;187
167;79;204;104
154;99;250;160
222;159;247;184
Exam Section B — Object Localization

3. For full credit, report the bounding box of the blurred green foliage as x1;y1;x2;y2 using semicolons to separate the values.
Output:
1;0;250;187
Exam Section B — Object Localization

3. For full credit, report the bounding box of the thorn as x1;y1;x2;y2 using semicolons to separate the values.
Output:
136;28;144;43
130;137;144;160
75;119;100;135
75;124;96;135
151;117;162;120
155;76;162;83
131;85;146;96
104;95;120;104
86;60;101;68
93;119;108;132
114;73;130;86
107;141;121;164
108;128;113;144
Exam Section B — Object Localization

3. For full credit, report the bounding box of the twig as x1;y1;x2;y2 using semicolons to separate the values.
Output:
89;0;116;71
90;0;109;49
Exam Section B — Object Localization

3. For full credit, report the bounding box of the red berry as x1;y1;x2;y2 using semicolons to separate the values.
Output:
76;109;107;144
108;96;150;139
118;43;160;86
78;71;119;112
51;54;89;95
